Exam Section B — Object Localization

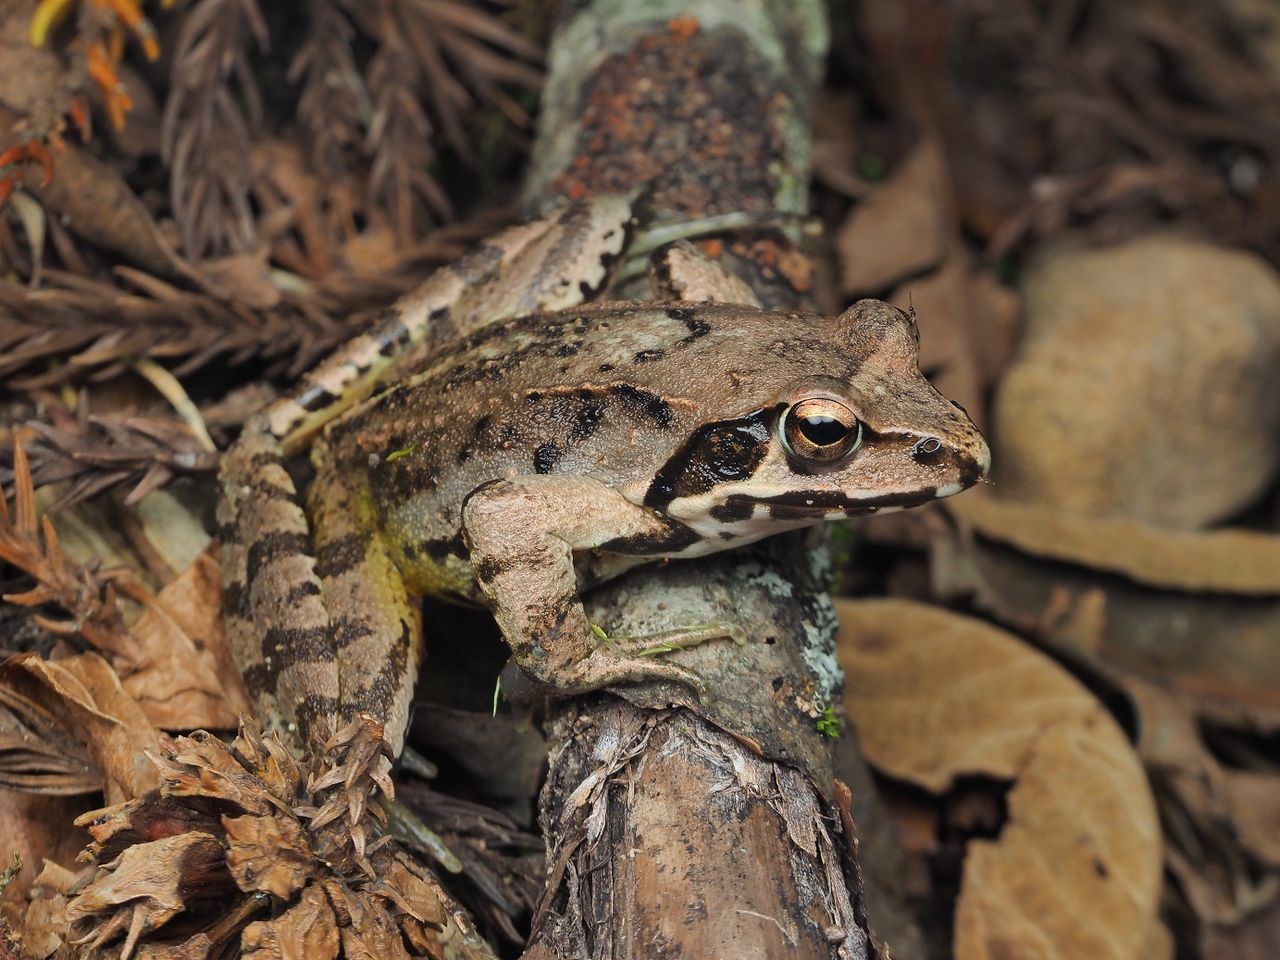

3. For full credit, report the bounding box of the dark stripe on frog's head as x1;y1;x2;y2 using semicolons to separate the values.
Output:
610;384;675;427
644;409;774;509
715;486;943;522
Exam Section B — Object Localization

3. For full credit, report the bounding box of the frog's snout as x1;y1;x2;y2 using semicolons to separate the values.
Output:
911;423;990;493
953;431;991;489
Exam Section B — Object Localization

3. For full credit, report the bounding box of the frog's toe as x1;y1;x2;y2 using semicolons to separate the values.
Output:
543;645;711;701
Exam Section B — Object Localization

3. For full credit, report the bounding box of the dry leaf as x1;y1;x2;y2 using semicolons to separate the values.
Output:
64;832;232;952
223;812;315;900
124;546;249;730
1120;677;1280;926
1;104;190;280
837;139;952;295
950;492;1280;595
890;259;987;426
0;653;161;804
837;598;1163;960
241;881;340;960
941;493;1280;723
991;234;1280;528
0;792;89;903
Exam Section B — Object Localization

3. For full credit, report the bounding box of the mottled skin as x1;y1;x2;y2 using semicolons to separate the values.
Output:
218;198;989;755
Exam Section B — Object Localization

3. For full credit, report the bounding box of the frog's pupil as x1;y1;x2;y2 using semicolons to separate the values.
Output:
799;415;848;446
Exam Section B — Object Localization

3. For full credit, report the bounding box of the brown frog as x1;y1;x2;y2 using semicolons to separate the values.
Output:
218;197;989;753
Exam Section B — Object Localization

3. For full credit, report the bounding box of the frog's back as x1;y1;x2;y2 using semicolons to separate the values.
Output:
321;302;856;579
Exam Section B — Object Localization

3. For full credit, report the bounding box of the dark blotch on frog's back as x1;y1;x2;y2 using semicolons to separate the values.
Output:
534;441;560;474
644;409;773;509
667;305;712;344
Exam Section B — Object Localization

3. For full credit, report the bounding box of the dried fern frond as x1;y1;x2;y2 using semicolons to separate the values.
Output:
0;205;512;391
0;270;362;388
350;0;543;240
0;437;140;661
289;0;366;191
161;0;269;259
363;2;453;241
1;415;220;510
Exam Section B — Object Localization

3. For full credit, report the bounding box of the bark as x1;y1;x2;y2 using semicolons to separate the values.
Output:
520;4;883;957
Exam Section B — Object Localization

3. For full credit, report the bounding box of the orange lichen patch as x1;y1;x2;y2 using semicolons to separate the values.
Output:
667;16;701;42
0;140;55;206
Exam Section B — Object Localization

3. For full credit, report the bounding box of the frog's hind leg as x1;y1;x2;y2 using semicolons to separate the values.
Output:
306;436;424;756
218;433;422;755
218;433;341;751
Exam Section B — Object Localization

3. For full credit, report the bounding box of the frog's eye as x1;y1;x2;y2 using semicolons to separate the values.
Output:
781;399;862;464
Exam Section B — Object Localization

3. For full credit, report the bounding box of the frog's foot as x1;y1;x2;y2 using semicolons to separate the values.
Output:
550;620;747;699
604;620;749;655
536;642;712;702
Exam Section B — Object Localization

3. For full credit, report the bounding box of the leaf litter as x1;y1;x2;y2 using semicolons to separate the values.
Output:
2;0;1280;957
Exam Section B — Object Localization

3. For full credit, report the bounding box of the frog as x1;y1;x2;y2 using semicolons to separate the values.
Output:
218;196;990;756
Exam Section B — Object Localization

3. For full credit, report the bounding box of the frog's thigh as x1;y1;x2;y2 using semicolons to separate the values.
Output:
461;476;706;695
218;433;340;747
307;440;424;755
650;239;762;306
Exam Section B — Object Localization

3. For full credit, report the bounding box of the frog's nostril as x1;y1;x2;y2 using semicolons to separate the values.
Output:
912;437;944;464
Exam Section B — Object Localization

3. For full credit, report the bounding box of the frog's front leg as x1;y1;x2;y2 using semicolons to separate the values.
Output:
461;476;732;699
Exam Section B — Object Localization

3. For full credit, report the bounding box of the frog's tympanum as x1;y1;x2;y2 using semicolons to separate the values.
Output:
218;197;990;754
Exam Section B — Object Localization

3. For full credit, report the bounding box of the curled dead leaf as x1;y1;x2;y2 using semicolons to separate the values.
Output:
0;653;161;804
941;492;1280;723
837;598;1163;960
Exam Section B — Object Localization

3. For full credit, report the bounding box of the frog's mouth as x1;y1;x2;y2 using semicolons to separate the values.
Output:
721;488;944;521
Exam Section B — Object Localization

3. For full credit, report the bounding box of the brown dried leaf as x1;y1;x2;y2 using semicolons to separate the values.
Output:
1120;677;1280;925
241;882;339;960
0;653;161;804
0;792;89;903
837;139;952;295
0;437;141;659
991;236;1280;528
223;812;315;900
13;861;84;960
124;547;249;731
63;832;231;952
198;250;282;309
837;599;1163;960
950;491;1280;595
0;666;99;794
939;493;1280;722
1;105;188;281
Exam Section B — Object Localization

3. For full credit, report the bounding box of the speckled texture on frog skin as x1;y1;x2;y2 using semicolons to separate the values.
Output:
220;197;988;757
